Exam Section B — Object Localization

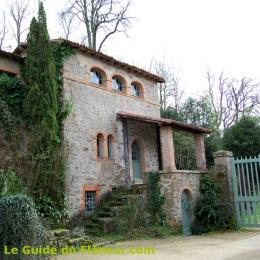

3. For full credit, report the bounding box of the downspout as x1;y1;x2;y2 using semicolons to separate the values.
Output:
156;124;163;171
122;119;131;187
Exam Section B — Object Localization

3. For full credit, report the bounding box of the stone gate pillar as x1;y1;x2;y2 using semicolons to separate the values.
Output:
213;150;234;198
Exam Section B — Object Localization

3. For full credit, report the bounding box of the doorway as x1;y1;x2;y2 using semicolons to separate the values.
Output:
181;189;192;235
132;140;142;179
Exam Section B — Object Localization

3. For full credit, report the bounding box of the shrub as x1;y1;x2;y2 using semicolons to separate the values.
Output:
0;195;48;259
193;175;235;234
0;169;25;197
34;195;69;229
116;195;145;233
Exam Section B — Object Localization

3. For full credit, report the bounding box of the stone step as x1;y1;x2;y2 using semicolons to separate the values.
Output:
97;217;116;233
96;212;114;218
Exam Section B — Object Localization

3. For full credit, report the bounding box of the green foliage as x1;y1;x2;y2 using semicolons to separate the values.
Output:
161;97;221;168
23;3;59;146
21;3;75;224
180;96;217;128
193;175;234;234
0;195;47;259
205;129;222;166
147;172;166;224
34;194;69;228
223;116;260;157
174;131;196;170
0;73;25;138
0;73;25;116
160;106;183;121
0;169;26;197
116;195;145;233
51;41;75;134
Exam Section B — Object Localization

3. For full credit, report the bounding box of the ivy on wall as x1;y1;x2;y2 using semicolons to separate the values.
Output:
0;4;76;226
0;73;25;139
147;171;166;224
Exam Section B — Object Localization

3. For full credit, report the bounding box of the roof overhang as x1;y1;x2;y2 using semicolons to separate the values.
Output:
117;111;212;134
14;39;165;83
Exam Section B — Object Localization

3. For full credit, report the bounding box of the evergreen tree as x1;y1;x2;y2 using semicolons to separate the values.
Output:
22;2;65;221
23;2;59;147
223;116;260;157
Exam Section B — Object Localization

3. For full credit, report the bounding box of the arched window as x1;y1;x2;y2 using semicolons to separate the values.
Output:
131;83;140;96
112;76;124;91
90;69;103;85
131;81;143;98
107;135;114;159
97;133;104;158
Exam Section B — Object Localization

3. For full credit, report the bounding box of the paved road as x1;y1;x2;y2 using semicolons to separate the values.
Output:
57;230;260;260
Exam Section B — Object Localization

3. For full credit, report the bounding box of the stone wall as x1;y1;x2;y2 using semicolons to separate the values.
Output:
63;52;160;213
160;171;202;228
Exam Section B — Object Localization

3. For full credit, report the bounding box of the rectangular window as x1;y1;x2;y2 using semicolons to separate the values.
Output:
85;191;96;214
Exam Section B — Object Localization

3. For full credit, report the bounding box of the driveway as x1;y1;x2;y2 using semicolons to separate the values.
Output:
57;230;260;260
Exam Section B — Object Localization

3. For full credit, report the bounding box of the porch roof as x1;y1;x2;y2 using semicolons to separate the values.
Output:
117;111;212;134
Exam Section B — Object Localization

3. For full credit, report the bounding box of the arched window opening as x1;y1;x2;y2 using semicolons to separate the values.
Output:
90;69;103;85
112;76;124;91
131;83;140;96
107;135;114;159
97;133;104;158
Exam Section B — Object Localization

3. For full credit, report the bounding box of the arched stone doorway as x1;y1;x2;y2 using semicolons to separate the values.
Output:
131;140;142;179
181;189;192;236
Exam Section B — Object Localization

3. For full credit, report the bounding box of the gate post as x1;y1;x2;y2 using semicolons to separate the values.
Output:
213;150;234;200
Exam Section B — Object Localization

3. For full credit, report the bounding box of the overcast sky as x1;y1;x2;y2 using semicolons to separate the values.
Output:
4;0;260;96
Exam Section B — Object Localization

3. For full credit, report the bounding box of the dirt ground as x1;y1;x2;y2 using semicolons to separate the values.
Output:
56;230;260;260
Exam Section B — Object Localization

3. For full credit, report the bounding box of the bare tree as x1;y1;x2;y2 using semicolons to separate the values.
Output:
207;70;260;129
153;60;184;110
9;0;30;46
226;77;260;125
0;11;8;50
63;0;133;51
58;10;77;40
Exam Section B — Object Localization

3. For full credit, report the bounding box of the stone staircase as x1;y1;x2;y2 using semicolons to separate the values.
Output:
84;189;141;235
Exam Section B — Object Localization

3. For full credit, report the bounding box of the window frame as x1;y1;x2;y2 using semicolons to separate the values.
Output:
112;76;124;91
85;191;96;214
90;69;103;85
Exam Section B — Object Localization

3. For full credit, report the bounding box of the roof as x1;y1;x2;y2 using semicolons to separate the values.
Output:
0;49;23;62
14;38;165;83
117;111;212;134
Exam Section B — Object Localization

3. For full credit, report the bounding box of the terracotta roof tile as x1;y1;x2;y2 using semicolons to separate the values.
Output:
14;38;165;83
117;111;212;134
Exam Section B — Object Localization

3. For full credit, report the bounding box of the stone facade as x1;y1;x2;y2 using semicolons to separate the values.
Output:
62;52;161;213
0;43;210;229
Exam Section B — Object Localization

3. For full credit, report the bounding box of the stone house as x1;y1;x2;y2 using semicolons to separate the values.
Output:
1;40;211;228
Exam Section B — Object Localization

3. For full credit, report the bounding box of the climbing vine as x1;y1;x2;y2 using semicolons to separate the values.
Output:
147;172;166;224
0;73;25;139
52;41;76;136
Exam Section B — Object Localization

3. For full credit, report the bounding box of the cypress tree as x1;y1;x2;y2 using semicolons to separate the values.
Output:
23;2;65;220
23;2;59;147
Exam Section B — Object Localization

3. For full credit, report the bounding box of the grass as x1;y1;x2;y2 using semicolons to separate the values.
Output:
90;225;180;243
241;205;260;225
